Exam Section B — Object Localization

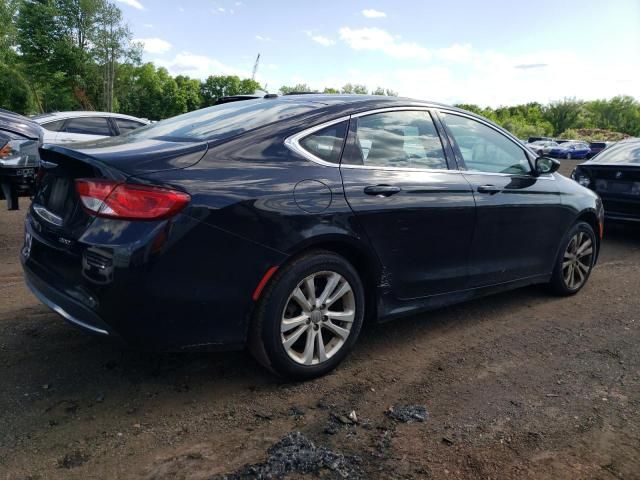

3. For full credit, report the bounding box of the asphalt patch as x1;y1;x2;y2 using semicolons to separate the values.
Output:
216;431;362;479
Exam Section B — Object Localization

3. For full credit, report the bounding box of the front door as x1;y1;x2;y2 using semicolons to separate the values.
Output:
340;109;476;300
439;111;574;287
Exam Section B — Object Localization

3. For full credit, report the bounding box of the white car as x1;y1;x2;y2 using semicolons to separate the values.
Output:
32;111;149;144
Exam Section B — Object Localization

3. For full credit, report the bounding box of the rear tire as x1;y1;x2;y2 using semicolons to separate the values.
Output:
249;251;365;380
548;221;596;296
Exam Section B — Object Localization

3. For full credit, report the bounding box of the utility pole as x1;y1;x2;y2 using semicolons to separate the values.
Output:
252;53;260;81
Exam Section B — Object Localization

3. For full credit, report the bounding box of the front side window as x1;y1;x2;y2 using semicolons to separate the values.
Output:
298;121;348;164
442;113;531;174
343;110;447;169
64;117;112;136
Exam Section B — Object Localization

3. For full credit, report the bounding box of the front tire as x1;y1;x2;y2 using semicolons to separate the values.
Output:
549;221;596;296
249;251;365;380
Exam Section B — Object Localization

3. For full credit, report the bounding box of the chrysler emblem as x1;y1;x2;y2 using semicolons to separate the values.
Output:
615;171;623;179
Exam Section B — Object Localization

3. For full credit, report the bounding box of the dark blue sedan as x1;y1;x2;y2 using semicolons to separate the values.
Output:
548;141;591;159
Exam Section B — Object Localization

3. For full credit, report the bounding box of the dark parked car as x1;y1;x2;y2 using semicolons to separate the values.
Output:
572;138;640;223
21;95;603;379
586;141;610;159
0;109;43;210
547;141;591;159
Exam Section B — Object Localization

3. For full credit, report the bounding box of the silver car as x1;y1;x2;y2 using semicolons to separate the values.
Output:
32;111;149;144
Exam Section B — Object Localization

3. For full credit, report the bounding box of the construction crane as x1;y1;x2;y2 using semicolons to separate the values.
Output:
252;53;260;81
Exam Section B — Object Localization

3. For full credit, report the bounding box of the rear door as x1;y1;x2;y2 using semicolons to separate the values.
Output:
439;111;573;286
339;108;476;299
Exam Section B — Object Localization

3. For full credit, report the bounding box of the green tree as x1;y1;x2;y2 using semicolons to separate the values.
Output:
543;98;585;136
175;75;202;112
323;87;340;94
279;83;313;95
341;83;367;94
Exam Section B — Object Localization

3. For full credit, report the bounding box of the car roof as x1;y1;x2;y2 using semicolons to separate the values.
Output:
0;109;43;140
32;111;149;124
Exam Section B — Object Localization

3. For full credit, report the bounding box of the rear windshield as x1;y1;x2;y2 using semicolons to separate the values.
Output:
591;141;640;164
127;99;316;142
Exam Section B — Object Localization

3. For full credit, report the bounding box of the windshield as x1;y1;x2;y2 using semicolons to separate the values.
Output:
126;99;316;142
591;141;640;164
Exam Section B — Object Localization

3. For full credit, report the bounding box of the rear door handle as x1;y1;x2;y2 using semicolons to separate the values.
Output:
364;185;401;197
477;184;501;194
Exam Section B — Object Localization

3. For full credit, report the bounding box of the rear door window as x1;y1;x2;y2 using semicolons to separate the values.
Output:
41;120;66;132
115;118;146;134
342;110;448;169
64;117;112;136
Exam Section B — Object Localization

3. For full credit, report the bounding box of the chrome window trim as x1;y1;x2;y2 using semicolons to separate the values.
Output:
284;105;553;179
284;107;454;173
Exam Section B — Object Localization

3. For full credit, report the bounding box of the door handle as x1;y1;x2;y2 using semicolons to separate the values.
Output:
477;184;501;194
364;185;401;197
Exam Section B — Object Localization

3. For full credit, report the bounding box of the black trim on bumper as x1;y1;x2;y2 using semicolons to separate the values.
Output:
23;266;113;337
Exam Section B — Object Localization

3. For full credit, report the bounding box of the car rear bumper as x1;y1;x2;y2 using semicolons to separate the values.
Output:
21;210;286;351
23;263;114;337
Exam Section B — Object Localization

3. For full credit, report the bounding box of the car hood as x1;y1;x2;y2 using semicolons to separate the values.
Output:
41;135;209;176
0;110;43;141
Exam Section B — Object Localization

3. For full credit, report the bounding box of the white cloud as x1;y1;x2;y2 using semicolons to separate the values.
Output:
362;9;386;18
117;0;144;10
311;35;335;46
436;43;473;63
134;37;172;54
276;44;640;107
155;52;250;79
143;23;153;28
178;6;184;12
255;35;272;42
339;27;430;60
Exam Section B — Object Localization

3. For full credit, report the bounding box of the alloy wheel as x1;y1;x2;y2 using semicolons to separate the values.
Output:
562;231;593;290
280;271;355;365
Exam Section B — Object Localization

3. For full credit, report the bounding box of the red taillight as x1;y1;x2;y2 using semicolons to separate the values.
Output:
75;179;190;220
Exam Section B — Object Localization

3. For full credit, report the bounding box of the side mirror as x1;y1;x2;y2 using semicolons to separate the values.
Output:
535;156;560;175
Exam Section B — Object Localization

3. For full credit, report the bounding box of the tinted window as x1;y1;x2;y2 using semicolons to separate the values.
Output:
116;118;145;133
344;110;447;169
442;113;531;174
299;121;348;164
129;99;316;141
64;117;112;136
590;141;640;164
42;120;65;132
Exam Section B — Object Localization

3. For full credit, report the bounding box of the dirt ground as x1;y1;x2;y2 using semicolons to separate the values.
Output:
1;164;639;479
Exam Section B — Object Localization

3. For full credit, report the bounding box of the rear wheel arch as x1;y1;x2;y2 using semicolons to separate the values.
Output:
287;238;381;319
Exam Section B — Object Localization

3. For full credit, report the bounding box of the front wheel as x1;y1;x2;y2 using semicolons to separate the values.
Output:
549;221;596;295
249;251;365;380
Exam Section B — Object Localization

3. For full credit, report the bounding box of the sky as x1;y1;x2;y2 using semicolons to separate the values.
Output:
117;0;640;107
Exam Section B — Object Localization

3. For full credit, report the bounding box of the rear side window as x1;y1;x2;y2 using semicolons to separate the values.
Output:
298;121;348;164
64;117;112;136
343;110;447;169
116;118;145;133
442;113;531;174
42;120;65;132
